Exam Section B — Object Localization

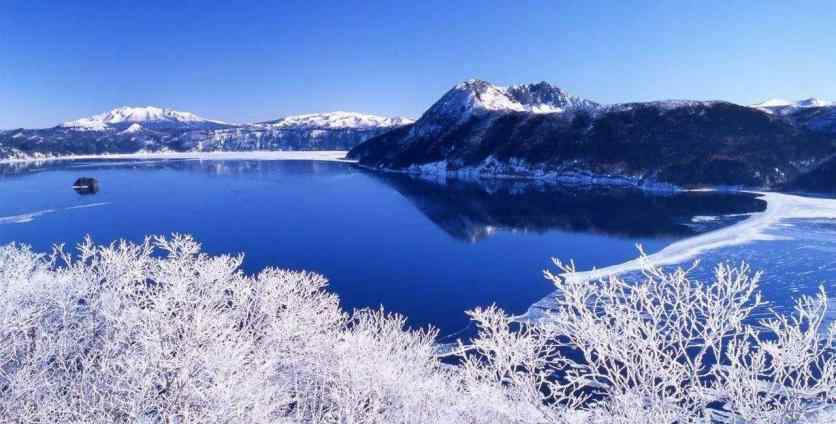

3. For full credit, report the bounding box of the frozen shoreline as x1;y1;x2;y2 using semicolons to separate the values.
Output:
525;191;836;319
0;150;354;165
566;191;836;282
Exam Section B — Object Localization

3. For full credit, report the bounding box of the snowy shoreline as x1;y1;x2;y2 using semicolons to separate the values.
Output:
525;191;836;319
566;192;836;281
0;150;355;165
355;161;685;192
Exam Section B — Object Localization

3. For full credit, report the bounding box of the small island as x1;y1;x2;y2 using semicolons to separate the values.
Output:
73;177;99;195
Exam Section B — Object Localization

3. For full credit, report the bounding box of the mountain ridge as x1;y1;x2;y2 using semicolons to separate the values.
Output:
5;82;836;193
349;79;836;191
0;108;413;160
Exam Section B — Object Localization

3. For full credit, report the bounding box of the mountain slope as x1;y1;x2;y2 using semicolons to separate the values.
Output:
349;80;836;189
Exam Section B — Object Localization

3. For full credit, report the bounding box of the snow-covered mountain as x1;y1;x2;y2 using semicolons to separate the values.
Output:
197;112;414;152
7;81;832;191
0;108;413;160
752;98;834;115
262;111;413;130
349;79;836;190
421;79;598;122
62;106;229;130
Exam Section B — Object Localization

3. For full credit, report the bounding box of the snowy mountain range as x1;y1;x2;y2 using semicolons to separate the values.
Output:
263;111;413;130
0;108;413;160
4;80;836;191
349;79;836;190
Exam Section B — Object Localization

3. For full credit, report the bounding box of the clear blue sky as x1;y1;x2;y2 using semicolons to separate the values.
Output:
2;0;835;128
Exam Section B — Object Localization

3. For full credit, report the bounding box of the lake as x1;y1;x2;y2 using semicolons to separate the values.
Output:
3;157;821;338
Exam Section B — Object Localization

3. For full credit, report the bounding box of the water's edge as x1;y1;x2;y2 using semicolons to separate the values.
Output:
524;191;836;321
0;150;354;165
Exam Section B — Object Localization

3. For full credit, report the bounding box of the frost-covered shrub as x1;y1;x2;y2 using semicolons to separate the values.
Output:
0;236;833;423
542;259;835;423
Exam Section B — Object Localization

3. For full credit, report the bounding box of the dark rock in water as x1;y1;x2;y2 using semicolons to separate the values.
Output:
73;177;99;195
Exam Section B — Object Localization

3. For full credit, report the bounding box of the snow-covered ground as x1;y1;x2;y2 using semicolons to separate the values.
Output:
0;150;354;165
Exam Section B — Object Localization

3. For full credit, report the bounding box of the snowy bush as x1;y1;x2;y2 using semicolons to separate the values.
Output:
0;235;833;423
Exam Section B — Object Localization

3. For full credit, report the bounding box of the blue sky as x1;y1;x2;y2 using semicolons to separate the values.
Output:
2;0;835;128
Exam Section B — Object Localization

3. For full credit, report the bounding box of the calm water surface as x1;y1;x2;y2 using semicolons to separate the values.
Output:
0;159;768;337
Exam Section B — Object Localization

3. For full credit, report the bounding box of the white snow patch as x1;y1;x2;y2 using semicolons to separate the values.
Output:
691;215;719;223
66;202;111;210
121;123;144;134
752;98;794;108
0;209;56;224
0;150;354;165
0;203;112;224
549;192;836;284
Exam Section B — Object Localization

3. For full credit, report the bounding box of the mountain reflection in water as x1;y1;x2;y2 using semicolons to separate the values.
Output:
366;172;767;242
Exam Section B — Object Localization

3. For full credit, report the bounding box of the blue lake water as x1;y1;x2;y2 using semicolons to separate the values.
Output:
0;158;786;337
662;218;836;327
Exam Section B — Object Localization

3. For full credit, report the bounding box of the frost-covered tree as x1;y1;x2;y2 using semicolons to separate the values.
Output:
0;235;833;423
